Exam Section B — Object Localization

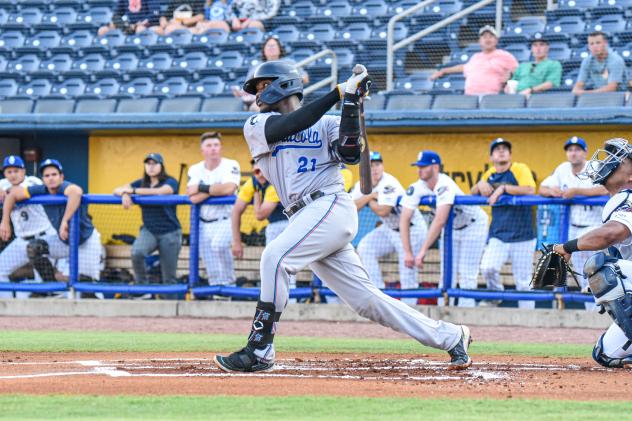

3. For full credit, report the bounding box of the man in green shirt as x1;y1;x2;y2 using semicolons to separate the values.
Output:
505;33;562;96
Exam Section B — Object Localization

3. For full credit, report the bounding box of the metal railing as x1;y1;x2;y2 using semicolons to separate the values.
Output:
386;0;501;92
295;49;337;96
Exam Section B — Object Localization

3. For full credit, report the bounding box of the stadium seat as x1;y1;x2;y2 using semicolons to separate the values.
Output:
289;48;316;66
353;0;388;18
119;77;154;96
71;53;106;73
315;47;354;68
338;23;372;42
201;96;244;112
547;42;572;61
0;9;7;25
448;44;481;65
23;31;61;50
74;98;117;113
285;0;316;18
387;94;433;110
389;0;423;15
426;0;463;16
558;0;599;11
116;97;159;113
59;30;94;50
33;98;75;113
316;0;352;19
303;23;337;43
504;17;546;41
432;75;465;94
561;69;579;90
272;25;301;44
576;92;625;107
19;79;52;97
0;79;18;98
588;14;627;34
210;50;244;69
171;51;209;72
159;29;193;47
432;94;478;109
139;52;173;71
528;92;575;108
189;76;225;96
0;31;25;50
7;54;40;72
504;44;531;62
84;78;120;97
191;28;229;47
95;29;125;48
363;93;386;110
51;78;86;97
0;99;33;113
77;6;113;27
545;16;586;36
41;7;78;26
124;30;158;49
395;71;434;92
104;52;139;72
617;42;632;62
158;96;202;113
231;27;264;45
40;54;73;73
480;94;526;109
371;22;409;42
153;77;189;97
0;55;7;71
7;7;42;28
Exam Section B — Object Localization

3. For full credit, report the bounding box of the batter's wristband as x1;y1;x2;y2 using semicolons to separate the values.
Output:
562;239;579;254
199;183;211;194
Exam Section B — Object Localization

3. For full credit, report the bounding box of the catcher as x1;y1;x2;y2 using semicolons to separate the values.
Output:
533;137;632;369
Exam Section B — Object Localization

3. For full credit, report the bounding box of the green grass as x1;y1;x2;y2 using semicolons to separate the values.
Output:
0;330;591;357
0;396;630;421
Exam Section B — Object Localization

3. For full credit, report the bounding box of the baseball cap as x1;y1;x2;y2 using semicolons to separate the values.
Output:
490;138;512;154
144;153;164;164
530;32;549;44
39;158;63;173
564;136;587;151
2;155;25;170
411;150;442;167
369;151;383;162
478;25;498;37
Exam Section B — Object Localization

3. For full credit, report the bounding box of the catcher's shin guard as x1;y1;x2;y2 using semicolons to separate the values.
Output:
27;239;56;281
592;333;632;369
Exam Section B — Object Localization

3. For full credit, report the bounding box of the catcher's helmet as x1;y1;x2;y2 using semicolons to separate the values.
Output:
243;60;303;105
581;138;632;185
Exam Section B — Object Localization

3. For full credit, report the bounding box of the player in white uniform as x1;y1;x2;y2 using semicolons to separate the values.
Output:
0;156;55;297
351;151;427;304
400;151;489;308
539;136;607;308
187;132;241;285
214;61;472;373
552;137;632;368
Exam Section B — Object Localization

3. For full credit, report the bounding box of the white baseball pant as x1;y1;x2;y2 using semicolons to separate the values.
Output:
480;237;537;309
46;230;102;280
445;215;489;308
260;192;461;351
200;218;234;285
569;224;599;311
599;322;632;359
357;223;427;306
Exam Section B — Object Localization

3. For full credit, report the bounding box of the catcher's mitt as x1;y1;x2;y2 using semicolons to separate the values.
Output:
531;244;580;289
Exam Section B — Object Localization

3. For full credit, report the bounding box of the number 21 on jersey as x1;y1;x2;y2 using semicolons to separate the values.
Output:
297;156;317;173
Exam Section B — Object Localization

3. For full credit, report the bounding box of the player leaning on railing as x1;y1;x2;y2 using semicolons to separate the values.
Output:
213;60;473;373
543;138;632;368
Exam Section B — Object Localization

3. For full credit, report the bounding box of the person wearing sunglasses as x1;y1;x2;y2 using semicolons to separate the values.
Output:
505;33;561;97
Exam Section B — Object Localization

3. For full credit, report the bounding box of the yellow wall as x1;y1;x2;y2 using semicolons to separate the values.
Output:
88;128;631;241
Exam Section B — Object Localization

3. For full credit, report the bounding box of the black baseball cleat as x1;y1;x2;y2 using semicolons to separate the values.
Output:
447;325;472;370
214;345;275;373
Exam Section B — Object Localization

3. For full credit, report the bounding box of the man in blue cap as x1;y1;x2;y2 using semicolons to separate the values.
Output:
0;158;103;283
351;151;428;305
0;155;55;297
472;138;537;308
540;136;607;307
401;151;489;307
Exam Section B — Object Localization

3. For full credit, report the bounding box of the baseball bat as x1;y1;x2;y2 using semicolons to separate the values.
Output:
358;97;371;195
177;163;187;192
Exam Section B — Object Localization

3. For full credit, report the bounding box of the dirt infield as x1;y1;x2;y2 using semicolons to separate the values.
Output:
0;352;628;400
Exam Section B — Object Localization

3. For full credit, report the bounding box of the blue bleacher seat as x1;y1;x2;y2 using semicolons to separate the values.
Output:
0;31;25;50
363;93;386;111
34;98;75;114
394;71;434;92
0;9;8;25
558;0;600;11
72;53;106;72
41;7;77;26
548;42;572;61
84;78;120;97
0;79;18;97
316;48;354;68
96;29;126;48
528;92;576;108
189;76;225;96
60;30;94;50
19;79;52;97
576;91;626;107
480;94;526;109
171;51;209;72
426;0;463;16
8;54;40;72
119;77;154;96
432;75;466;94
545;16;586;37
153;77;189;97
7;7;42;27
338;22;372;42
159;96;202;113
23;31;61;50
125;30;158;48
317;0;352;19
353;0;388;18
201;96;244;112
589;14;627;33
504;44;531;62
387;93;433;110
448;44;480;65
139;52;173;71
75;98;117;113
304;23;337;43
562;69;579;90
116;97;159;113
160;29;193;47
432;94;478;109
289;48;316;66
273;25;301;44
285;0;316;18
389;0;423;15
231;27;264;45
51;78;86;97
0;99;33;113
210;50;243;70
370;22;409;42
40;54;73;73
0;55;7;71
191;28;229;47
617;42;632;62
104;52;139;72
77;6;113;27
504;17;546;41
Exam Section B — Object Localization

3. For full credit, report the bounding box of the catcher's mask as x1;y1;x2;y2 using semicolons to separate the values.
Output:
580;137;632;185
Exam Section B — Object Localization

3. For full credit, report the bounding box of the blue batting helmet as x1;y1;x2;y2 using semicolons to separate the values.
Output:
243;60;303;105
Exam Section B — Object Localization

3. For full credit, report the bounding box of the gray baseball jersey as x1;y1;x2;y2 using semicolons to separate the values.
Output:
244;112;346;207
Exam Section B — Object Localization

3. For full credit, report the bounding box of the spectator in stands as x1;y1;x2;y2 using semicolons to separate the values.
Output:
233;37;309;111
98;0;163;37
113;153;182;285
157;1;205;35
539;136;607;309
505;33;562;97
573;31;626;95
187;132;240;285
472;139;537;309
227;0;280;32
0;159;103;283
431;25;518;96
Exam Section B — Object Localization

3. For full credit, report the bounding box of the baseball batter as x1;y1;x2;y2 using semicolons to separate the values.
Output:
351;151;427;304
0;156;55;297
214;61;472;373
400;151;489;308
187;132;241;285
552;137;632;368
0;159;102;281
540;136;607;309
